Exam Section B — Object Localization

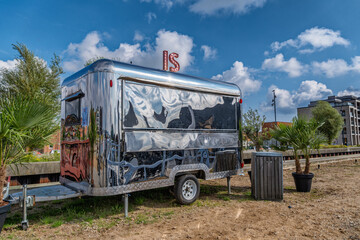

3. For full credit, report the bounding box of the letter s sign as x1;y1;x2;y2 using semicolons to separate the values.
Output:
169;53;180;72
163;51;180;72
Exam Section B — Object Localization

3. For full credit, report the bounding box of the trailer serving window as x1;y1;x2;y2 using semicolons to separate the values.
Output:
63;91;84;126
123;82;237;130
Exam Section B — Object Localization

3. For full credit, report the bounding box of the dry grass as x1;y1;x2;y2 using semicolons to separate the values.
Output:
1;160;359;240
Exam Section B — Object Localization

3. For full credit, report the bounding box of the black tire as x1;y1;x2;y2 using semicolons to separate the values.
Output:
174;174;200;205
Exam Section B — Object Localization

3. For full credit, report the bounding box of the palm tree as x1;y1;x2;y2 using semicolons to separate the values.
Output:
0;94;57;202
271;119;302;174
271;117;326;174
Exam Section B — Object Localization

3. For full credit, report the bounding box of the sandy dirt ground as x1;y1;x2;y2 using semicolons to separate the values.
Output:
2;160;360;240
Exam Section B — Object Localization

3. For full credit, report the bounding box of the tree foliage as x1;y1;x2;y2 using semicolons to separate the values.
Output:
0;94;57;201
0;43;62;149
243;108;266;151
312;101;343;145
0;43;63;112
271;117;326;174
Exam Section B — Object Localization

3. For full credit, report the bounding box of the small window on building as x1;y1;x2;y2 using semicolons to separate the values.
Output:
64;91;84;126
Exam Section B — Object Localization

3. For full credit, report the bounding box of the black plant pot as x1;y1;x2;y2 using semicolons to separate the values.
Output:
0;201;11;233
292;172;314;192
247;171;252;182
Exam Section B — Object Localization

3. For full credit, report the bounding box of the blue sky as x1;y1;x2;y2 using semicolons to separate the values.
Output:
1;0;360;122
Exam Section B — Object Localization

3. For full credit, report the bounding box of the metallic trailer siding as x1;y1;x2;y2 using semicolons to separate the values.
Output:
61;72;121;188
62;59;241;97
61;59;242;194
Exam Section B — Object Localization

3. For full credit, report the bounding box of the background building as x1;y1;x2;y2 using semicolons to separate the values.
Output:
297;95;360;146
42;130;61;154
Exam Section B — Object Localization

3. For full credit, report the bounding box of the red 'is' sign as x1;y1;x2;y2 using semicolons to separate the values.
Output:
163;50;180;72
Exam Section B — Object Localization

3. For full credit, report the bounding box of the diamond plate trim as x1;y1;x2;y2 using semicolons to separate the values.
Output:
207;170;238;180
60;164;239;196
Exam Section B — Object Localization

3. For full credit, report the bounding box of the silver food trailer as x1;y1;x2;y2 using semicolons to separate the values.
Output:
8;59;243;229
60;59;243;205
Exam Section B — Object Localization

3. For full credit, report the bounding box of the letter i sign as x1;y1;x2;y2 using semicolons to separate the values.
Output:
163;50;180;72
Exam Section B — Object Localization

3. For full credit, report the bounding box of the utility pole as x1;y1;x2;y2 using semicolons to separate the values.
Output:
272;89;278;147
271;89;277;124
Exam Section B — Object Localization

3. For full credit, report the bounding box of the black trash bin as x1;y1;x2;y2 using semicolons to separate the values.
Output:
251;152;283;200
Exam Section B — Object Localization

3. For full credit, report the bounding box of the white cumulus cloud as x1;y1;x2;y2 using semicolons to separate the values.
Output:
261;80;333;114
293;80;333;104
212;61;261;95
201;45;217;60
0;59;18;70
63;30;195;72
312;56;360;78
271;27;350;53
262;53;305;77
338;87;360;97
261;85;294;114
189;0;267;15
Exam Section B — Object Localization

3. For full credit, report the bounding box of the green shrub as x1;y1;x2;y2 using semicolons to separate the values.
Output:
320;144;348;149
21;152;60;162
41;152;60;162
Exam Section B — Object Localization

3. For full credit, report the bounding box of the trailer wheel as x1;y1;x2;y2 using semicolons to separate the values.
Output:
174;174;200;205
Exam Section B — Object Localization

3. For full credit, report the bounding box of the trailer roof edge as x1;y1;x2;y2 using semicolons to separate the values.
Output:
62;59;241;97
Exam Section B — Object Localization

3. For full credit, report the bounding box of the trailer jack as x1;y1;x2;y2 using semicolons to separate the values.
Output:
19;185;35;231
227;176;231;195
123;193;129;218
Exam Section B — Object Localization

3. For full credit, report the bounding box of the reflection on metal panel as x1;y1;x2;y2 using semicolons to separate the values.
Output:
123;82;236;130
61;72;123;188
125;131;238;152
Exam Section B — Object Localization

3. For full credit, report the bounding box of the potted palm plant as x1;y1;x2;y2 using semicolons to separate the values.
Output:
0;94;56;232
271;117;326;192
